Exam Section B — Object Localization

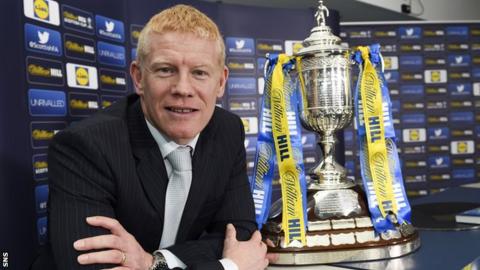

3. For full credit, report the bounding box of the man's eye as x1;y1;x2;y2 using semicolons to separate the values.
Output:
193;70;208;78
153;67;175;76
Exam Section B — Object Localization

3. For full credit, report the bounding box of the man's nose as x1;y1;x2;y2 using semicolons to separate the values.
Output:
172;72;194;96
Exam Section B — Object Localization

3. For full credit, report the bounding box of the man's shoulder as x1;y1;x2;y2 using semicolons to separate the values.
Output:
211;106;242;129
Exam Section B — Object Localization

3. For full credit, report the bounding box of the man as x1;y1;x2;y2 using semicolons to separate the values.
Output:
46;5;274;270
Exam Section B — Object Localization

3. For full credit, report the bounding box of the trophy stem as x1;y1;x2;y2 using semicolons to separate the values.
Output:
308;132;355;190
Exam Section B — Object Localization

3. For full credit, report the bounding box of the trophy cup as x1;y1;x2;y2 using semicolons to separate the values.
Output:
262;1;420;265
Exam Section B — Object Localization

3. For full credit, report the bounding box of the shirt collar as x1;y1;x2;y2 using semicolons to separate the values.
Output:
145;119;199;159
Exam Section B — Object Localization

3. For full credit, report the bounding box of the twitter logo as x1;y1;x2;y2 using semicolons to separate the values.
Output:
38;31;49;44
105;21;115;32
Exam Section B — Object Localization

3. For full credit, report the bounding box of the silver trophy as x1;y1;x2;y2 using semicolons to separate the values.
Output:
264;1;420;265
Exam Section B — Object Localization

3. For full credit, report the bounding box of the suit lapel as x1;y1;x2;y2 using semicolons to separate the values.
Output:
127;98;168;224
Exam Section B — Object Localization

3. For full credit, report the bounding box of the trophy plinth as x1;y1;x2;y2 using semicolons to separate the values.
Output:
263;0;420;265
264;186;420;265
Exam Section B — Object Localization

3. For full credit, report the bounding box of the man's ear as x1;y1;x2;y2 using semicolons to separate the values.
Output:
130;61;144;95
217;65;229;98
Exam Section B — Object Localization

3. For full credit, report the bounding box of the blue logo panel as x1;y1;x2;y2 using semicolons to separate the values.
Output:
428;155;450;169
226;37;255;56
35;185;49;214
28;89;66;116
402;113;426;125
97;41;126;67
398;27;422;39
37;217;48;245
448;83;472;96
25;23;62;56
447;54;471;67
227;58;255;75
449;112;474;123
227;77;256;96
427;127;450;141
400;84;424;97
399;55;423;69
95;15;125;42
446;26;469;39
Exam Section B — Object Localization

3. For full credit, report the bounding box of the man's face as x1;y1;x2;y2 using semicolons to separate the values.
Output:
131;32;228;144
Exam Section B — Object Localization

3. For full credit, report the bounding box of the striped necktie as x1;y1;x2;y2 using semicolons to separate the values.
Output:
160;146;192;248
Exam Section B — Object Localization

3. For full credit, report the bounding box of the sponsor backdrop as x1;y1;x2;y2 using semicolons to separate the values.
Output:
2;0;336;268
4;0;480;268
341;21;480;197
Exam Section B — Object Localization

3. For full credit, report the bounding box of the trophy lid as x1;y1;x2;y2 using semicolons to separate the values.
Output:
296;0;348;56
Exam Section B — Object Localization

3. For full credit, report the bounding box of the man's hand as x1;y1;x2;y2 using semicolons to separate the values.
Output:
222;224;271;270
73;216;153;270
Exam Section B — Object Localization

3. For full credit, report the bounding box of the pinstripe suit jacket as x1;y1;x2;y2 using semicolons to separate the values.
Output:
46;94;256;270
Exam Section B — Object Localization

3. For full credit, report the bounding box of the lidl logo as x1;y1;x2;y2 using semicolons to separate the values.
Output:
402;128;426;143
62;5;94;34
25;23;62;56
28;89;66;116
97;41;126;67
241;116;258;135
451;140;474;155
75;67;89;86
66;63;98;89
424;69;447;84
96;15;124;42
24;0;60;26
226;37;254;56
284;40;303;56
383;56;398;70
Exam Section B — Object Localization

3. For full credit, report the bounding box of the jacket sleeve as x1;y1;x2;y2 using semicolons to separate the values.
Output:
48;129;118;270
